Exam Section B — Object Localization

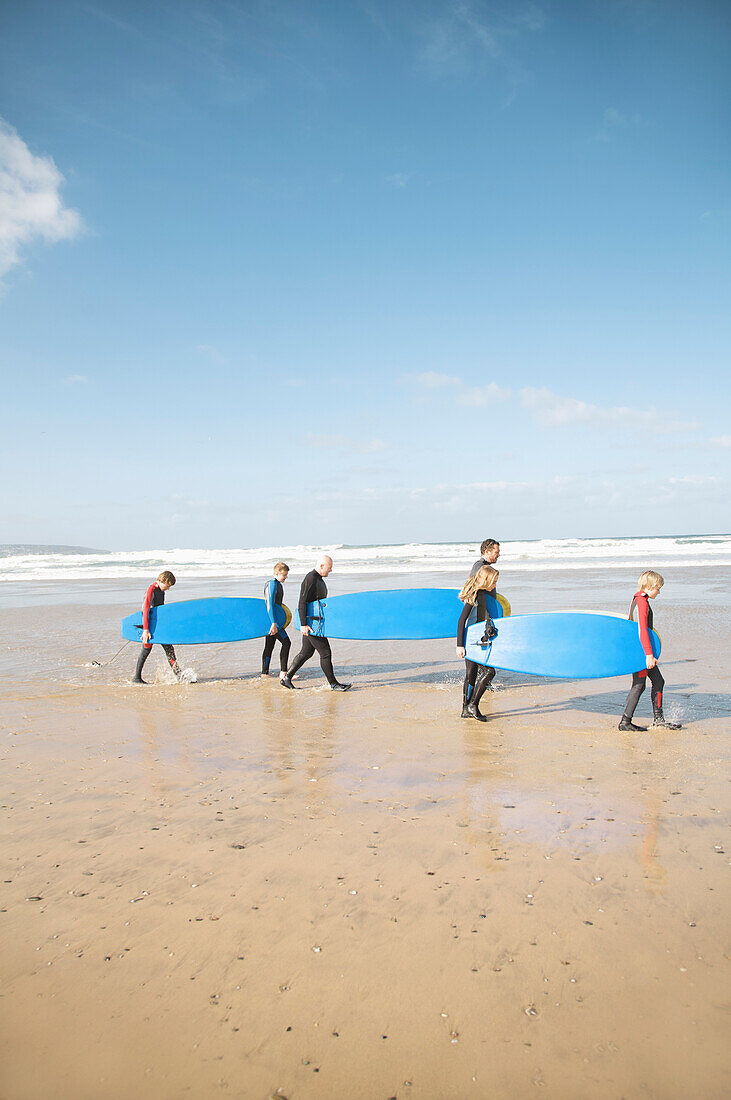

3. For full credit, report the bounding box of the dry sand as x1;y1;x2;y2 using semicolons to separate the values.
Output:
0;581;729;1099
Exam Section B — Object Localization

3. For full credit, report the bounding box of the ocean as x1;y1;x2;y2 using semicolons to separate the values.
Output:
1;533;729;586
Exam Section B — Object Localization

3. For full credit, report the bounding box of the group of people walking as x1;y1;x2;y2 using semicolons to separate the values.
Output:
132;554;351;692
132;537;680;731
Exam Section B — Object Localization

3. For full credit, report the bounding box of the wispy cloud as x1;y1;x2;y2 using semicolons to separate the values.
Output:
594;106;641;143
456;382;511;406
306;433;386;455
384;172;411;189
709;435;731;448
412;1;546;80
0;118;84;282
195;343;228;364
63;374;88;385
520;387;698;434
410;370;463;388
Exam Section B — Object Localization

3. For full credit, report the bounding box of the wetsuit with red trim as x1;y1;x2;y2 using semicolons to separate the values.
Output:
621;590;663;722
133;581;180;682
457;589;497;715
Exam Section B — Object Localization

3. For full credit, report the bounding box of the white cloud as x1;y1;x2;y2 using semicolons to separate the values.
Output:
385;172;410;189
413;2;545;77
520;387;697;434
195;343;227;363
410;371;463;388
709;435;731;448
668;475;720;486
456;382;512;406
594;106;641;143
0;118;83;281
306;433;386;455
63;374;88;385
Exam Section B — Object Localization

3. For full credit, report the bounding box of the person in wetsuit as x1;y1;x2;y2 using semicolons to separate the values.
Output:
133;570;182;683
470;538;500;576
456;564;500;721
619;569;681;731
468;539;501;687
281;555;351;691
261;561;291;680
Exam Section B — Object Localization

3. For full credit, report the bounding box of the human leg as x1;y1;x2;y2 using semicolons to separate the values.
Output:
310;635;351;690
468;666;494;721
133;644;152;683
282;634;315;687
649;666;681;728
619;670;647;731
162;644;182;680
279;632;291;675
262;634;276;674
462;661;479;717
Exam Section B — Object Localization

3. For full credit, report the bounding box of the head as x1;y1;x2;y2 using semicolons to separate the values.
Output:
638;569;664;598
480;538;500;564
157;570;176;592
273;561;289;583
317;555;333;577
459;565;499;605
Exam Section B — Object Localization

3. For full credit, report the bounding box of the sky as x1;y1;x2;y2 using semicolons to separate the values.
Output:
0;0;729;549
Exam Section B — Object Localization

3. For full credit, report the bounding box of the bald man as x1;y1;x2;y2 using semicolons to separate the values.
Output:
281;556;351;691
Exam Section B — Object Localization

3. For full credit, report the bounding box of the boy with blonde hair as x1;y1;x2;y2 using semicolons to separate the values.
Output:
133;570;182;683
262;562;291;680
619;569;681;731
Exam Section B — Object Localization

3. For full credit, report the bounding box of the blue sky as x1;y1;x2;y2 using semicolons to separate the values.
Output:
1;0;729;549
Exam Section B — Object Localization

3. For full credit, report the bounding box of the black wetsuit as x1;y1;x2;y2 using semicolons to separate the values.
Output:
134;581;179;681
287;570;338;684
457;590;497;702
262;577;291;674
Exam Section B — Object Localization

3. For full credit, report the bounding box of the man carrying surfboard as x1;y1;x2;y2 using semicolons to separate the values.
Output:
281;556;351;691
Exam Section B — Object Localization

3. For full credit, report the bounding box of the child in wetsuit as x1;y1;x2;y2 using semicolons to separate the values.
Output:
619;569;681;731
133;570;181;683
261;562;291;681
456;565;499;722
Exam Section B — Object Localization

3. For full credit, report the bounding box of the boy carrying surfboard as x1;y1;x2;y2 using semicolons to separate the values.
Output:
618;570;681;731
133;571;182;684
261;562;291;681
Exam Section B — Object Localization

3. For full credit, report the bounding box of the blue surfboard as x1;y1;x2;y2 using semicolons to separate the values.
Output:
465;612;661;679
294;588;509;640
121;597;289;645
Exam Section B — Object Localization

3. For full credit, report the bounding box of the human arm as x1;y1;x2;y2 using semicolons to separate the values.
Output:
636;595;656;666
265;579;279;634
141;583;156;644
456;602;471;652
298;572;314;634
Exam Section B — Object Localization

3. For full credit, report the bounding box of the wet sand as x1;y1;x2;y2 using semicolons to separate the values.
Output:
1;572;729;1098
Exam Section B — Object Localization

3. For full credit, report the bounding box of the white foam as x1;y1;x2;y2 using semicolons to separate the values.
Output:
0;535;729;583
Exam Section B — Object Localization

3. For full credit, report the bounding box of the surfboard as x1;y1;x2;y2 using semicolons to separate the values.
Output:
121;598;291;645
464;612;661;679
294;588;509;640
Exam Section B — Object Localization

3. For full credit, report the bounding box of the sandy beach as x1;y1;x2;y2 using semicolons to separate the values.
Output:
1;567;729;1098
